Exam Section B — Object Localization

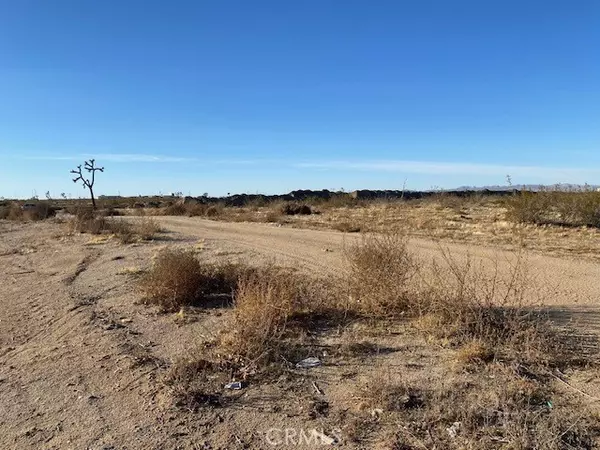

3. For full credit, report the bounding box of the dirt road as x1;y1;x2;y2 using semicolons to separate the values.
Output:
146;216;600;337
155;216;600;305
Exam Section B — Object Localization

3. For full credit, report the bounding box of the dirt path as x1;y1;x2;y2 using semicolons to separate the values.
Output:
154;217;600;305
150;216;600;336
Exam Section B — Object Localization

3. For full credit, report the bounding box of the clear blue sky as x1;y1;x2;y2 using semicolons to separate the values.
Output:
1;0;599;198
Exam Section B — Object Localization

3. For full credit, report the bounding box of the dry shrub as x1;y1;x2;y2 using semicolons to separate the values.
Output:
265;210;282;223
161;202;224;218
507;188;600;228
205;204;223;217
278;202;313;215
67;207;104;234
106;219;135;243
68;208;160;243
186;203;209;216
0;202;55;221
219;266;303;362
163;203;188;216
345;233;418;317
415;250;566;366
332;221;362;233
165;357;231;411
100;206;123;216
354;369;423;412
313;194;360;209
135;217;162;240
140;249;205;311
0;203;22;220
344;233;581;368
506;190;555;225
218;265;344;367
455;340;495;366
139;249;243;311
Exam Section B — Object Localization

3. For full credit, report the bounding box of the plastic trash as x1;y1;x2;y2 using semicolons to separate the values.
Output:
224;381;245;390
295;357;322;369
446;421;461;438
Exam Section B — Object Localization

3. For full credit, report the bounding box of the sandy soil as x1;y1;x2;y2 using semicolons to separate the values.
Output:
1;218;599;449
206;200;600;261
155;217;600;314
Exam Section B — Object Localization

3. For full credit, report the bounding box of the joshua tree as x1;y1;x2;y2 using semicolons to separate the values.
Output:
70;159;104;209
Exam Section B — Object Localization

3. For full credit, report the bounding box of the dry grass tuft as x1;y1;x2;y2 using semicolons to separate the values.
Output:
349;361;600;449
164;357;232;411
455;340;495;365
218;266;303;363
134;217;163;240
344;232;585;370
414;249;568;368
354;369;423;412
344;233;418;317
216;265;347;370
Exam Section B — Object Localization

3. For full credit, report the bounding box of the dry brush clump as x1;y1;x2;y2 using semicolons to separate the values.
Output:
277;201;313;215
217;266;303;363
344;232;589;369
139;248;244;311
507;188;600;228
344;233;419;317
217;266;344;368
161;202;224;218
332;221;362;233
67;208;161;243
0;202;56;221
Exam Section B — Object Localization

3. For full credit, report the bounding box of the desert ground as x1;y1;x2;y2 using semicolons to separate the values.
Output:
1;206;600;449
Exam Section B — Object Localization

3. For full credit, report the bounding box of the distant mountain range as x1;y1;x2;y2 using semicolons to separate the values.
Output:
450;184;600;192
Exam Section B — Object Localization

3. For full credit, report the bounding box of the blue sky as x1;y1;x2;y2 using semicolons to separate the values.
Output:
1;0;599;198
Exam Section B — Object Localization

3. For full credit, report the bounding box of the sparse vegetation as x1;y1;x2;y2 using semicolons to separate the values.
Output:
158;236;595;447
161;201;225;218
353;362;600;449
5;194;599;449
507;187;600;228
67;208;161;243
0;201;56;221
